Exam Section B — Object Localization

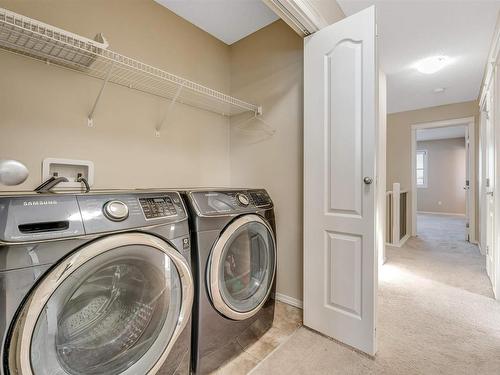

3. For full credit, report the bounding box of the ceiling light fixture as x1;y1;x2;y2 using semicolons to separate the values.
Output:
414;56;452;74
433;87;446;93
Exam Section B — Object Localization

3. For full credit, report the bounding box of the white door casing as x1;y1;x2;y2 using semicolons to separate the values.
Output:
303;6;378;355
465;127;471;241
479;107;488;256
493;63;500;298
377;71;387;267
410;117;476;240
484;89;496;291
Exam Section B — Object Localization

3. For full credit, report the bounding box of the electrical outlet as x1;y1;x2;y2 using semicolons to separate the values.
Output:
42;158;94;188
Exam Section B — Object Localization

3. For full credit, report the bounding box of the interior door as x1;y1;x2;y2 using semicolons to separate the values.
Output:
7;233;193;375
303;6;379;355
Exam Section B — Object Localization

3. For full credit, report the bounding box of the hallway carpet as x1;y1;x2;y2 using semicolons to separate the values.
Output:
251;214;500;374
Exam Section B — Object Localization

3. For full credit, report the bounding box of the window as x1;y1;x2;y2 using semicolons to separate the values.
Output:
416;150;428;188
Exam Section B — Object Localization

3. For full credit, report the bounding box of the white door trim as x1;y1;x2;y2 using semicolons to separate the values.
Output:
262;0;329;36
410;116;476;241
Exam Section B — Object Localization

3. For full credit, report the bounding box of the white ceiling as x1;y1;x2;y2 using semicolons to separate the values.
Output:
416;125;466;141
337;0;500;114
154;0;279;45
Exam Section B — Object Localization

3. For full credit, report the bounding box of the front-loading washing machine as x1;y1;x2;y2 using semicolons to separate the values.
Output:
0;190;193;375
182;189;277;374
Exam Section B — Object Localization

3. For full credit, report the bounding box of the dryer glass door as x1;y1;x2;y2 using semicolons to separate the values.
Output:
209;215;276;320
8;233;193;375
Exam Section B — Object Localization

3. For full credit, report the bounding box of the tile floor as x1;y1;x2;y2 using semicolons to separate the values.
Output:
210;300;303;375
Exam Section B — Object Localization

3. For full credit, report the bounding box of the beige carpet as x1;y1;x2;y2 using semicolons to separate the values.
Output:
251;214;500;374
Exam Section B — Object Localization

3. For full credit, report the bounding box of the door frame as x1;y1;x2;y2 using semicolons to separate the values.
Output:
477;10;500;298
410;116;476;241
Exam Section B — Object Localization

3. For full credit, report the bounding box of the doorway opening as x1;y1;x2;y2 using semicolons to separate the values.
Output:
410;117;476;242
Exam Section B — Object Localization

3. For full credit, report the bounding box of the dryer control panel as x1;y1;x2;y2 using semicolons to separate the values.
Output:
189;189;273;216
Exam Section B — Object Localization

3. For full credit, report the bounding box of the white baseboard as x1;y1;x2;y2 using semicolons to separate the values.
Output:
417;211;465;217
275;293;303;309
476;242;486;255
385;233;410;248
400;233;410;246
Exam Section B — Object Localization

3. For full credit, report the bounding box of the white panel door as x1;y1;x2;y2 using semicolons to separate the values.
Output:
304;6;378;355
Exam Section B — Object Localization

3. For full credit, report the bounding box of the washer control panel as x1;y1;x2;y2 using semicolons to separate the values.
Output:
139;196;177;219
0;191;188;242
78;191;186;234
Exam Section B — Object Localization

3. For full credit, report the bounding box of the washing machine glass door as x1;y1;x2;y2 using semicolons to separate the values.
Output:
209;214;276;320
7;233;193;375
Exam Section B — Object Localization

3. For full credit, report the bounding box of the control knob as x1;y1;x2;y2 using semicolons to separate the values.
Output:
103;200;129;221
237;193;250;206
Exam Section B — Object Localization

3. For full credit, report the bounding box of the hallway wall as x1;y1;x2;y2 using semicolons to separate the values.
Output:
387;100;479;239
417;138;466;214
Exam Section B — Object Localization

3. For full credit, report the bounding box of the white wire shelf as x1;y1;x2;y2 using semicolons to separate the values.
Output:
0;7;261;118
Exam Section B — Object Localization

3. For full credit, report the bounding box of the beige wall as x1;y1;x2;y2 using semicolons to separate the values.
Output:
0;0;231;190
416;138;466;214
387;101;479;238
229;21;304;301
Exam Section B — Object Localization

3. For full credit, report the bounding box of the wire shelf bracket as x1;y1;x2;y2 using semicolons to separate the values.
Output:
233;112;276;136
87;62;114;127
0;7;263;134
155;81;184;137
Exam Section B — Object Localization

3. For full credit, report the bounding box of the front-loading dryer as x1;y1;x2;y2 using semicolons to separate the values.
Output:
182;189;277;375
0;190;194;375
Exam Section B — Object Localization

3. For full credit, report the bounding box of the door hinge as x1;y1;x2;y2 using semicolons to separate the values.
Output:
466;180;470;186
466;223;470;228
486;178;490;188
486;245;489;255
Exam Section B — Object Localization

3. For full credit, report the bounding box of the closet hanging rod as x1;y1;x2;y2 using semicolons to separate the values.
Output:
0;7;261;118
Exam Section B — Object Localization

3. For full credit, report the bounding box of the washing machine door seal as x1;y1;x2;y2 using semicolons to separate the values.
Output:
7;232;193;375
208;214;276;321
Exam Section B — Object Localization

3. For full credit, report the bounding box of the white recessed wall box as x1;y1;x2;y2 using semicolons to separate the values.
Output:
42;158;94;189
